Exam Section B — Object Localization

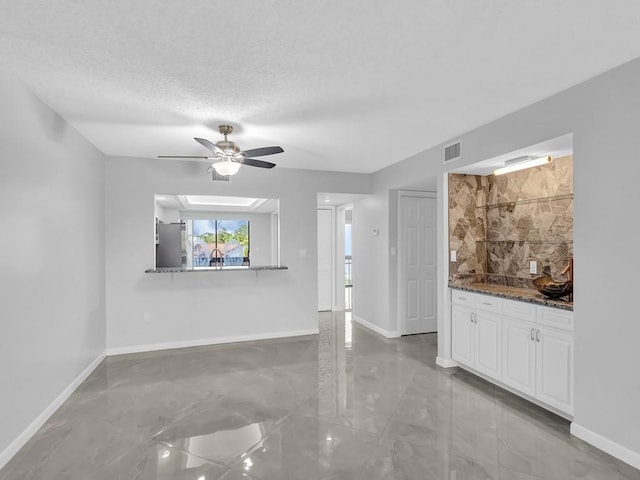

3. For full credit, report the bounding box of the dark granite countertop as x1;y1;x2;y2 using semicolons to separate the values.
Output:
449;282;573;311
145;265;288;273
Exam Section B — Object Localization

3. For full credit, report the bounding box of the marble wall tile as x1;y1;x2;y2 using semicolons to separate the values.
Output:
449;156;573;287
486;155;573;205
448;174;488;277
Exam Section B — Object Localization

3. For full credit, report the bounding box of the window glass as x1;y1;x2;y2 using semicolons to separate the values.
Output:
192;219;250;267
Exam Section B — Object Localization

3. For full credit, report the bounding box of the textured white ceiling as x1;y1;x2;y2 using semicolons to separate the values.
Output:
2;1;640;173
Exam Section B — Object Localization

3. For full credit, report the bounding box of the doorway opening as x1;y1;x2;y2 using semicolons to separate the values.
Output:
317;206;334;312
344;208;353;311
317;193;364;313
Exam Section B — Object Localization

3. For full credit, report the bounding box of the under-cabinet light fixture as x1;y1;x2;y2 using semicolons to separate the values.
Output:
493;155;553;176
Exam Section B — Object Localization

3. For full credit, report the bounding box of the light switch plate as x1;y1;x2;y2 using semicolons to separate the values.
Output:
530;260;537;274
450;250;457;262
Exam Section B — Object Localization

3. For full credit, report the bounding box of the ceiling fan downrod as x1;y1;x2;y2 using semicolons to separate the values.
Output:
218;124;233;141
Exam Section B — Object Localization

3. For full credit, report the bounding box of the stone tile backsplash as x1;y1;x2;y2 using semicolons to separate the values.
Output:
449;155;573;288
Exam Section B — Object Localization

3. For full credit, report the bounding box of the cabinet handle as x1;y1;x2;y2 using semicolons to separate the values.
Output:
536;329;541;342
531;328;535;341
482;302;491;306
470;312;474;323
459;296;466;301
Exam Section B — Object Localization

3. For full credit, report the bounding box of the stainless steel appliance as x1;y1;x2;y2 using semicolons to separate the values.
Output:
156;222;186;268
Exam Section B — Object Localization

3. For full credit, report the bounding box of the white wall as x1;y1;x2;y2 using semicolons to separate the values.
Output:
354;58;640;464
159;207;180;223
105;158;370;353
0;73;105;463
353;179;437;336
179;210;273;266
352;191;390;331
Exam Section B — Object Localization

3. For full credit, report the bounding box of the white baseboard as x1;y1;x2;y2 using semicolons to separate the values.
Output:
0;352;105;470
106;328;320;356
570;422;640;470
436;356;458;368
352;315;399;338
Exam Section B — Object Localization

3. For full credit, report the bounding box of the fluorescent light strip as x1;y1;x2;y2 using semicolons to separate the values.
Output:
493;155;552;176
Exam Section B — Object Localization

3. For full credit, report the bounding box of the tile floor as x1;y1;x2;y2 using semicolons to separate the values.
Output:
1;312;639;479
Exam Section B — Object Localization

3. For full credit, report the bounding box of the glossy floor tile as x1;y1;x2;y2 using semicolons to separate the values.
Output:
1;312;639;479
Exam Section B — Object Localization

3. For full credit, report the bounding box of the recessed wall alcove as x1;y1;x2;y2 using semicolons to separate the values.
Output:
449;155;573;288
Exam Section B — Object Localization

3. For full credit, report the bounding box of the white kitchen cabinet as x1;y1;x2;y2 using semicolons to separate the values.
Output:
503;298;536;322
451;296;502;382
475;310;502;380
474;293;502;314
535;325;573;413
452;304;475;367
502;317;536;397
450;288;573;416
502;312;574;415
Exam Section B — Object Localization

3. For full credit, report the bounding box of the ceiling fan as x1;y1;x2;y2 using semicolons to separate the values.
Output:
158;125;283;176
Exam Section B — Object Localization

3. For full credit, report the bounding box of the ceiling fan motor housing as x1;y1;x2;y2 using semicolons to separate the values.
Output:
216;140;241;155
158;123;280;172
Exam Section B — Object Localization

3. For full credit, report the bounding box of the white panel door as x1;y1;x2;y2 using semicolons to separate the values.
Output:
451;305;474;366
475;311;502;381
502;317;536;396
535;326;573;414
317;208;333;311
399;194;437;335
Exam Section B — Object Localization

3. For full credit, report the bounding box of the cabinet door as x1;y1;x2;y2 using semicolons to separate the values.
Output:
535;326;573;414
502;317;536;396
475;311;502;381
452;305;475;367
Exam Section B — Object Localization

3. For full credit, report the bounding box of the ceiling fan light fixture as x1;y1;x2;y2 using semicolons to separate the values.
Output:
159;125;282;175
212;159;241;176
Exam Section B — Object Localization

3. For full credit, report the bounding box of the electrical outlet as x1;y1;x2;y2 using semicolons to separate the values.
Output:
529;261;537;274
143;312;151;322
450;250;457;262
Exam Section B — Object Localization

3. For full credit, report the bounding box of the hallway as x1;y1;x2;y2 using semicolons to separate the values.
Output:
1;313;638;479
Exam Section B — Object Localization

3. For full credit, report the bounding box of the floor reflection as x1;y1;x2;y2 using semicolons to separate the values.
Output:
161;422;268;466
1;312;638;480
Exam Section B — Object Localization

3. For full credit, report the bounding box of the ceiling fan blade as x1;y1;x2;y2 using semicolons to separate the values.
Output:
240;158;276;169
240;146;284;157
194;137;224;154
158;155;210;159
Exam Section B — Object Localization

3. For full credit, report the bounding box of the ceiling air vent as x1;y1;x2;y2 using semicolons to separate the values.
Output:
444;141;462;163
211;170;230;182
